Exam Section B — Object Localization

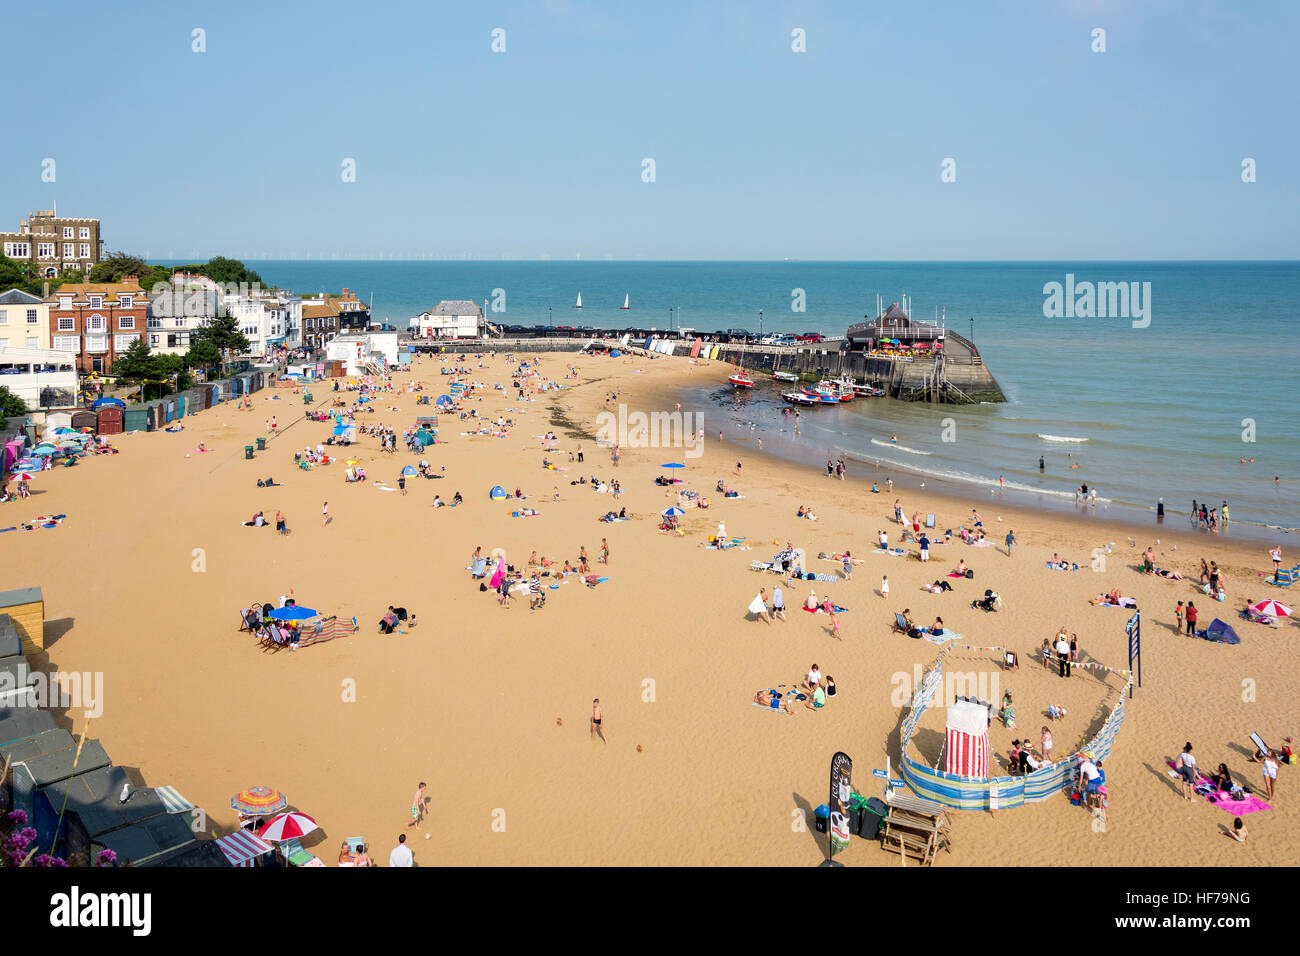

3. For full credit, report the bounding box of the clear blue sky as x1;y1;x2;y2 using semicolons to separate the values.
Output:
5;0;1297;260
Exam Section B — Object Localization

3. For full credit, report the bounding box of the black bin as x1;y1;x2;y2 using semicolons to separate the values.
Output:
256;438;266;450
245;445;254;460
859;796;888;838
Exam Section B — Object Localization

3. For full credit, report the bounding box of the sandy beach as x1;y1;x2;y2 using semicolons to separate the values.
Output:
5;350;1296;866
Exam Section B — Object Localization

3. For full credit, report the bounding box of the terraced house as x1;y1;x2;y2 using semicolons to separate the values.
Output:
45;278;147;374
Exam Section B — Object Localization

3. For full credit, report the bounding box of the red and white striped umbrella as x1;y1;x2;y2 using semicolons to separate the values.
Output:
1251;600;1291;618
256;810;319;843
15;473;35;482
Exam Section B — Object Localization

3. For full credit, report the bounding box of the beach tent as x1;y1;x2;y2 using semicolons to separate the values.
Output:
489;485;508;501
415;428;434;445
435;395;453;407
945;698;990;776
1204;619;1241;644
400;465;417;476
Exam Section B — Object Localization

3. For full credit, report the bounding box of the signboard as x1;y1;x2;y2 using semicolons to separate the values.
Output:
872;769;887;779
828;752;853;860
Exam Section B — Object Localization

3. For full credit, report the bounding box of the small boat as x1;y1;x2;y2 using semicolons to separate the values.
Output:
830;376;857;401
620;294;629;310
728;371;754;389
783;391;819;406
574;292;582;309
852;381;886;397
799;385;840;405
773;371;799;383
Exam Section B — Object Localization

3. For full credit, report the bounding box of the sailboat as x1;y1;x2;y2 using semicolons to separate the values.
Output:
574;292;582;309
620;293;629;310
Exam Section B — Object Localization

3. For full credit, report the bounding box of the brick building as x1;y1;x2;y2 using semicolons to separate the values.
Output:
46;278;147;374
0;209;104;277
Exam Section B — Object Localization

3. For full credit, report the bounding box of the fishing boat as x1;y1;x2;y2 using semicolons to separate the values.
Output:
799;384;840;405
574;292;582;309
783;391;819;406
852;381;886;397
620;294;630;310
773;371;799;383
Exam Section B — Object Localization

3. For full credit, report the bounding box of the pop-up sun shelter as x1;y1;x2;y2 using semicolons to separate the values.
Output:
1204;619;1241;644
489;485;508;501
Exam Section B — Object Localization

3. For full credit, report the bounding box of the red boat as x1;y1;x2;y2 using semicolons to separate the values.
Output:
727;371;754;389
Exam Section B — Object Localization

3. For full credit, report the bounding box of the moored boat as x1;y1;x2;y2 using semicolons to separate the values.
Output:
728;371;754;388
773;371;799;383
783;391;819;406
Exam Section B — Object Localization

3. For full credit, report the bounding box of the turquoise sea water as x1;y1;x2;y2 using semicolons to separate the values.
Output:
221;260;1300;533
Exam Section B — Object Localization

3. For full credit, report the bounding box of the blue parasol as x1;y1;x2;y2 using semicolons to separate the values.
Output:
268;606;318;621
660;463;685;468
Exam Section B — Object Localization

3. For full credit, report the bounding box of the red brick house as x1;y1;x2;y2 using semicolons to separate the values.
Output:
45;278;148;374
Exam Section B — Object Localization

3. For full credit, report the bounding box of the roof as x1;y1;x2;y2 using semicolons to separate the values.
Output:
47;281;145;304
0;289;44;305
302;303;335;319
92;813;196;866
40;765;170;837
425;300;483;317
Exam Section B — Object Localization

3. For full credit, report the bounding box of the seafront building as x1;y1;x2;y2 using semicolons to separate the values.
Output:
225;288;303;357
146;273;221;357
415;299;487;339
0;289;51;350
300;289;366;349
0;209;104;277
0;344;78;408
44;279;148;375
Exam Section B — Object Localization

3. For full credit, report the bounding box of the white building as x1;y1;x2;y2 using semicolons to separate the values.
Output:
224;289;303;357
146;273;221;357
415;300;486;339
0;344;79;409
326;332;400;376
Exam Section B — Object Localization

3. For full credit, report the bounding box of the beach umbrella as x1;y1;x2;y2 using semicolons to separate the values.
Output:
400;465;417;476
256;810;319;843
1251;600;1291;618
15;472;35;482
332;424;347;435
660;462;685;468
52;427;75;435
269;605;318;621
14;458;39;471
662;507;685;517
231;786;288;817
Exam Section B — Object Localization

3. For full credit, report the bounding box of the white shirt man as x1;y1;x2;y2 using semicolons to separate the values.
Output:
1079;758;1100;784
805;666;821;689
389;836;414;867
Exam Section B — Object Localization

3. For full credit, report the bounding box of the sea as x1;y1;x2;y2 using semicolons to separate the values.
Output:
200;260;1299;537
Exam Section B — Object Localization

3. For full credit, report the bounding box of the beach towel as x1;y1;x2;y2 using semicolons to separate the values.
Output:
805;573;839;583
873;548;905;556
970;540;991;547
1164;761;1271;814
1046;562;1081;571
801;605;848;614
924;629;964;645
946;572;966;578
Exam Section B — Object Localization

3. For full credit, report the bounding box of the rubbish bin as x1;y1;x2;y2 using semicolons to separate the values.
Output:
859;796;888;838
245;445;254;460
303;392;313;405
813;804;829;834
256;438;266;450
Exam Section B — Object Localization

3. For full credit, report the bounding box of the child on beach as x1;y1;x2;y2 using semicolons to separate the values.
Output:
1175;601;1184;632
1230;817;1248;842
881;575;889;600
830;609;842;640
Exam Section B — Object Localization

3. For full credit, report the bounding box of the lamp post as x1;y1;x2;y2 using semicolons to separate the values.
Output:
669;307;674;332
759;309;764;342
969;317;974;340
548;306;552;330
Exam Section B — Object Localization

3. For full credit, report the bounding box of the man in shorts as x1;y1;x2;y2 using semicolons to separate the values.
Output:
407;782;427;829
591;699;606;743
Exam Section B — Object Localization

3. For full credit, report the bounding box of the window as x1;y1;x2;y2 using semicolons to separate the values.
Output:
58;296;72;309
119;294;133;307
114;333;139;352
26;309;38;324
3;242;30;258
38;242;54;259
118;315;134;329
53;335;78;351
86;335;108;353
80;243;90;258
79;227;90;239
174;317;186;328
88;295;102;309
26;337;38;348
0;309;6;324
63;227;73;238
63;243;75;257
150;334;160;345
87;313;105;331
57;316;74;331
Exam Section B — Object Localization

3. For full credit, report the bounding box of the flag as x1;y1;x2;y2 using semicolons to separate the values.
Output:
828;752;853;859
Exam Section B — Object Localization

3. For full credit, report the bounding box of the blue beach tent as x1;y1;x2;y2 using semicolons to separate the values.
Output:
489;485;508;501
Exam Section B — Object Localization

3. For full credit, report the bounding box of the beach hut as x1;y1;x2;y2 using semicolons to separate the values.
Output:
945;698;991;777
489;485;508;501
0;727;111;789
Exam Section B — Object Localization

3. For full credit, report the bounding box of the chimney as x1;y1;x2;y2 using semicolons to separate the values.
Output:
342;287;349;297
43;281;50;298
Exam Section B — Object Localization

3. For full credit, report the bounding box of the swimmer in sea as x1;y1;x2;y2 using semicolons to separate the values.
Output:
891;434;898;443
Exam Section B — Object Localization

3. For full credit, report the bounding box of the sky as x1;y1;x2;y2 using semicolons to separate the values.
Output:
4;0;1298;260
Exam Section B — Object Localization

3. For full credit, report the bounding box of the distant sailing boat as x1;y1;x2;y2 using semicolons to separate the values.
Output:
620;293;630;310
574;292;582;309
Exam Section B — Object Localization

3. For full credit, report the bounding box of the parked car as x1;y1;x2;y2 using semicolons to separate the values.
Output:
795;332;825;343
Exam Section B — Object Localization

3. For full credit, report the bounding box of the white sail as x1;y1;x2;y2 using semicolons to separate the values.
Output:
575;292;582;309
621;293;629;310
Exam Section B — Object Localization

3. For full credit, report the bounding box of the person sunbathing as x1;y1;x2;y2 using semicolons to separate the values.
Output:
754;690;795;714
1155;567;1185;579
954;559;967;575
339;842;358;865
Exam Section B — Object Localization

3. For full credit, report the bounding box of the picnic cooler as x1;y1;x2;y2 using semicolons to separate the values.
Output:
945;698;990;777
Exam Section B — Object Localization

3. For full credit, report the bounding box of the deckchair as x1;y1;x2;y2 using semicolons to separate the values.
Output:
891;613;910;636
239;608;260;632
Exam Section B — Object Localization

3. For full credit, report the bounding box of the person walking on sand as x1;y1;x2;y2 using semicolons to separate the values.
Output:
830;608;842;640
590;699;606;743
1185;600;1198;636
894;499;903;525
1041;726;1054;763
771;585;786;621
1005;529;1015;556
1055;632;1071;677
1271;545;1283;582
1176;743;1198;801
1174;600;1184;633
388;833;414;867
1262;749;1279;800
841;552;853;580
600;538;609;564
881;575;889;600
322;501;329;526
407;782;427;830
577;445;584;463
399;475;407;495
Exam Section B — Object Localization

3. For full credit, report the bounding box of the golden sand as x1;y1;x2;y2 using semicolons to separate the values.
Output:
5;351;1295;865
